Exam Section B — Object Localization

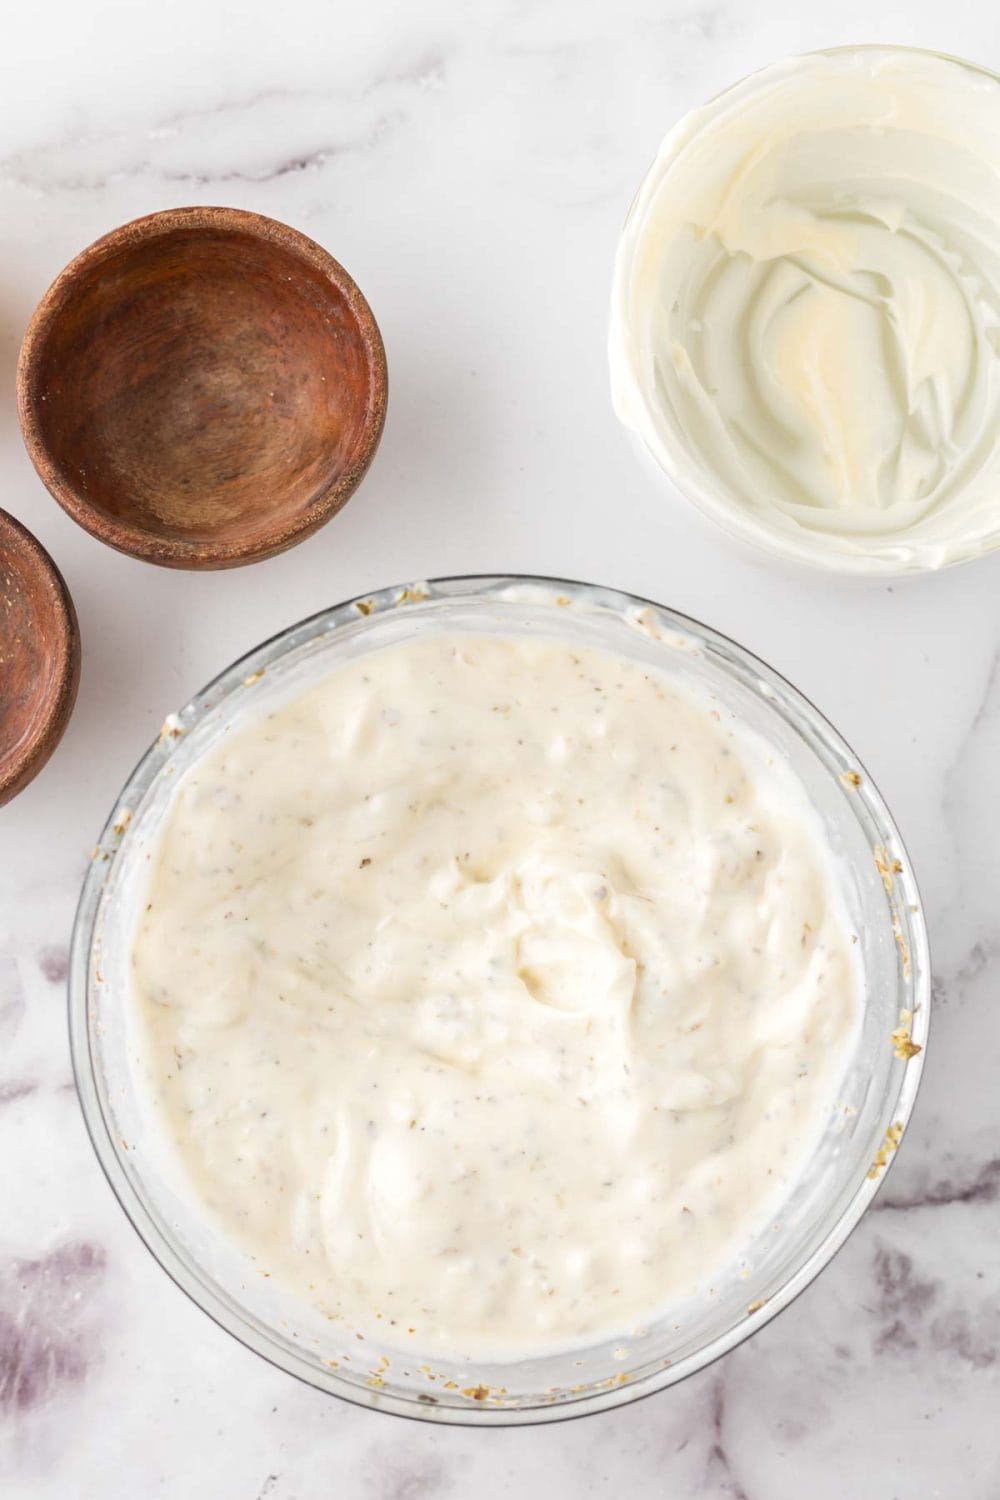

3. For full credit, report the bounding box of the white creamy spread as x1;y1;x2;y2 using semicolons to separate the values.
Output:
610;48;1000;573
132;634;860;1356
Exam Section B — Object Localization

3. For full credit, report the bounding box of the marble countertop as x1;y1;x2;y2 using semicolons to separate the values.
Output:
2;2;999;1495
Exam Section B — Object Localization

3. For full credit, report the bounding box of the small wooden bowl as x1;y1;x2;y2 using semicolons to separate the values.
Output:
17;207;387;569
0;510;80;806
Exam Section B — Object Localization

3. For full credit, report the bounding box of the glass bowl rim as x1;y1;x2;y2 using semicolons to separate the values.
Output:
609;42;1000;578
69;572;930;1424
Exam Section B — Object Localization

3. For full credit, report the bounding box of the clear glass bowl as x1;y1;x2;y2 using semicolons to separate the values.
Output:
70;576;929;1423
609;46;1000;576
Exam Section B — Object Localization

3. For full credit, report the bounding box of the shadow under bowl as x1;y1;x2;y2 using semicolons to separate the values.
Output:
16;207;387;569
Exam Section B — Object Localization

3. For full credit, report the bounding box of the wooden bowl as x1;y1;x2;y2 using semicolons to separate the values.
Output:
0;510;80;806
16;207;387;569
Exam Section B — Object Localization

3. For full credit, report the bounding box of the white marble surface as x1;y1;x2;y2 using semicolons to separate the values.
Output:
2;2;999;1495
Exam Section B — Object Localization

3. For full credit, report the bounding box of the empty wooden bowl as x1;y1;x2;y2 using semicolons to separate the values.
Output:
0;510;80;805
17;207;387;569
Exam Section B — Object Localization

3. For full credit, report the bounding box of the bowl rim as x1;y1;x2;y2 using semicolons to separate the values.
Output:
609;43;1000;579
16;204;388;570
0;507;80;806
69;573;930;1423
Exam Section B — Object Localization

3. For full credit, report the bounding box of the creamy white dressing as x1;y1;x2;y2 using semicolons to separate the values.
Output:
610;48;1000;573
132;634;860;1357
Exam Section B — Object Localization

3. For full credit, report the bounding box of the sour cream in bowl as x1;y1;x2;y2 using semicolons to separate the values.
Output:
610;48;1000;575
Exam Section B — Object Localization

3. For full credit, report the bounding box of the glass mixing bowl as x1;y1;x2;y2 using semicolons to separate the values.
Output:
70;576;929;1423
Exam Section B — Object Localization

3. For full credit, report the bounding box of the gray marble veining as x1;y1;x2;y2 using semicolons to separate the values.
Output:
2;1;999;1495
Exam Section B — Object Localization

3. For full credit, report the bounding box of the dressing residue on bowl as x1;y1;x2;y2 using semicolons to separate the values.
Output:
611;48;1000;573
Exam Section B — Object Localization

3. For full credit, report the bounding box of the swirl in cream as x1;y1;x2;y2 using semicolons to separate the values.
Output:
610;48;1000;572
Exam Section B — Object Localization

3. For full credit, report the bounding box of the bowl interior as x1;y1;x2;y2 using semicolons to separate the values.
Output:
609;46;1000;576
0;512;79;804
25;221;384;561
73;579;927;1421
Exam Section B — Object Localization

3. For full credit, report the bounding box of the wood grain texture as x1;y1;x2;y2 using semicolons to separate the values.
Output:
0;510;80;805
16;207;388;569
